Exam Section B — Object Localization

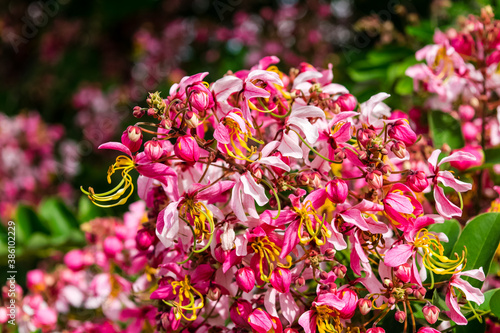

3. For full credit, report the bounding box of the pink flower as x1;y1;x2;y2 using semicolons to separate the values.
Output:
103;236;123;258
230;299;253;327
121;126;143;153
449;145;484;171
27;269;45;292
418;328;441;333
367;327;385;333
144;140;163;161
335;93;357;111
445;268;485;325
428;149;475;219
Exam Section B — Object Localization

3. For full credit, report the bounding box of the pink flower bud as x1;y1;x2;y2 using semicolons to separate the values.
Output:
449;145;483;171
295;276;305;287
388;119;417;146
422;304;440;324
462;122;479;141
284;329;300;333
395;310;406;323
103;236;123;258
230;299;253;327
326;179;348;203
406;170;429;192
366;170;383;189
394;263;411;283
333;265;347;279
207;285;221;301
64;249;85;271
184;111;200;129
414;287;426;300
458;105;475;121
144;140;163;161
135;228;155;251
133;106;145;118
236;267;256;293
121;125;143;152
270;267;292;293
189;84;213;112
336;93;357;111
325;248;336;259
174;135;200;163
248;309;279;333
358;298;372;315
367;327;385;333
391;141;406;159
27;269;45;292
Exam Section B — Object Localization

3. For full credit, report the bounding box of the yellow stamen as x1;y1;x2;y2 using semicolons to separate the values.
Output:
294;202;332;246
81;155;135;207
164;275;204;321
251;236;292;282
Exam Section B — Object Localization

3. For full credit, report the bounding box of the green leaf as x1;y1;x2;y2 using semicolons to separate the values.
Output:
14;205;39;244
490;289;500;318
24;233;51;251
452;213;500;288
428;219;461;257
38;198;80;238
428;111;465;150
394;77;414;95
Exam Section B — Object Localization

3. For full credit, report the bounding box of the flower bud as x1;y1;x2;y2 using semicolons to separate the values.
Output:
320;271;329;280
391;141;407;159
326;179;348;204
339;289;358;319
358;298;372;315
332;265;347;279
135;228;155;251
449;145;483;171
336;93;357;111
144;140;163;161
406;170;429;192
147;91;166;114
174;135;200;163
207;285;221;301
121;126;143;152
366;170;383;189
184;111;200;129
188;84;213;112
103;236;123;258
133;106;145;118
64;249;85;271
236;267;256;293
458;105;475;121
414;287;426;300
388;119;417;146
383;278;393;289
422;304;440;324
394;263;411;283
270;267;292;293
380;164;392;176
284;329;300;333
395;310;406;323
388;296;396;306
230;299;252;327
325;248;336;259
417;328;441;333
295;276;305;287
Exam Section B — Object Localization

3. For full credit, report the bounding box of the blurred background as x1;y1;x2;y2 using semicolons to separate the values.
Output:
0;0;494;284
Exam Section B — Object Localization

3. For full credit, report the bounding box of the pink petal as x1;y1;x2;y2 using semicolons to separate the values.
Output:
291;105;325;119
298;311;316;333
434;186;462;219
241;172;268;206
279;292;299;325
214;123;230;144
98;142;132;157
384;244;414;267
445;288;468;325
212;76;243;101
278;132;303;158
438;151;476;166
428;149;441;174
437;171;473;192
247;69;283;86
197;181;235;200
385;192;414;214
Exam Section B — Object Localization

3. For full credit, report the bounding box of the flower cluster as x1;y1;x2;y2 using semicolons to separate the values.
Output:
0;201;156;332
406;7;500;178
79;54;485;332
0;111;79;220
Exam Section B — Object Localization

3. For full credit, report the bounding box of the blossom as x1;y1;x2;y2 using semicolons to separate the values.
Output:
428;149;475;219
445;268;485;325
